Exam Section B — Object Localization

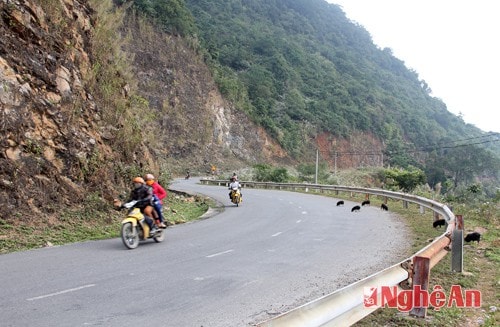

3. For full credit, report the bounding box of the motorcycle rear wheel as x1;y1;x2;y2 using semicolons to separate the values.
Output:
121;222;140;249
153;229;166;243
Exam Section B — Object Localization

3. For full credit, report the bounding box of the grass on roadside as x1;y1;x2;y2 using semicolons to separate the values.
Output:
163;192;213;225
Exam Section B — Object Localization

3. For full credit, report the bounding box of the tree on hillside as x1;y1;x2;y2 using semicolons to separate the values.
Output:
383;128;416;168
382;167;426;192
431;145;499;188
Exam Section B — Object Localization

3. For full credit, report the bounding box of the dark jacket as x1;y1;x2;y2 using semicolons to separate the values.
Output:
128;185;153;209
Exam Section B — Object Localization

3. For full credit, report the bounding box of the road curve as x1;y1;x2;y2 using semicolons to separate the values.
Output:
0;178;410;327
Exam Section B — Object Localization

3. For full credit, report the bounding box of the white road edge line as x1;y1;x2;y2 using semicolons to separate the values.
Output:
27;284;96;301
271;232;282;237
206;249;234;258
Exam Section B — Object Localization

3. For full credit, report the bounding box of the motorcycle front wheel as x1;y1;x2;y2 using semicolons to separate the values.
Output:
121;222;140;249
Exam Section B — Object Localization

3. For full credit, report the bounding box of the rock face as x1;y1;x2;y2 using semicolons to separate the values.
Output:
0;0;109;219
0;0;286;220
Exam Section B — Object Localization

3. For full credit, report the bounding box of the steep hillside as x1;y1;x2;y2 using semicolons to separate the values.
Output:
121;13;288;169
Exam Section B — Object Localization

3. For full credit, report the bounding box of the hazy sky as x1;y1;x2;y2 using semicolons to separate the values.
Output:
327;0;499;133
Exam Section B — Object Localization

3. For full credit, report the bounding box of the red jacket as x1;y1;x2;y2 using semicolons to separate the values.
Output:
151;182;167;204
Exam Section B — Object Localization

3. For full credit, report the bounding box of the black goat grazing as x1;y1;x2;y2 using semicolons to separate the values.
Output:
336;200;344;206
361;200;370;206
433;219;446;228
464;232;481;243
351;205;361;212
380;203;388;211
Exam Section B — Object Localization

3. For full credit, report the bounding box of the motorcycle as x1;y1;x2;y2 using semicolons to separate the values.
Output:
230;187;242;206
114;200;166;249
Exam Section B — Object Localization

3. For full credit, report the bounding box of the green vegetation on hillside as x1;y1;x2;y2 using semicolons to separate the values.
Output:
182;0;471;148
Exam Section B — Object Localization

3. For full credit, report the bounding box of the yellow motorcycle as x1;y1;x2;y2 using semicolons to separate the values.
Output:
230;187;242;206
115;200;166;249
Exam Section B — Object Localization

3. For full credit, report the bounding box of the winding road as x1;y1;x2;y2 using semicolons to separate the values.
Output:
0;178;410;326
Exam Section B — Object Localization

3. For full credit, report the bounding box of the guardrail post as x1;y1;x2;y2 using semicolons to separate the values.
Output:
419;205;425;214
409;256;430;318
403;201;408;209
451;215;464;272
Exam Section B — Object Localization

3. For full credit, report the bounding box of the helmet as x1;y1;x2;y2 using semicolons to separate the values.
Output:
145;173;155;181
132;177;145;184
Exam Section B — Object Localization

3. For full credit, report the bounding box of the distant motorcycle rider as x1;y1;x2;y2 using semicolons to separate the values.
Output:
228;176;241;200
127;177;159;232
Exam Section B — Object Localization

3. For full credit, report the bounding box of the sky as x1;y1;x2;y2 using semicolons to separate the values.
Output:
326;0;500;133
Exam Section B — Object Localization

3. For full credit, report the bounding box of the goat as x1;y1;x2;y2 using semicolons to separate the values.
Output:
380;203;388;211
433;219;446;228
464;232;481;243
351;205;361;212
361;200;370;206
336;200;344;206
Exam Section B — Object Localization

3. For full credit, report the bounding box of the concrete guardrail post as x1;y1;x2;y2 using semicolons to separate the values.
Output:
451;215;464;272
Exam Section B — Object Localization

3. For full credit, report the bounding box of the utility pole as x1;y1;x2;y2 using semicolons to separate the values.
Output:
315;149;319;184
334;151;337;175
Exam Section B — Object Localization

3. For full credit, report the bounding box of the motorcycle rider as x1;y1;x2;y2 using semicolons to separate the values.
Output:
144;173;167;228
228;176;241;201
127;176;159;233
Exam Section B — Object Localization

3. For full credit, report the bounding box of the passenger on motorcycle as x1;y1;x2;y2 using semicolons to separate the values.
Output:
127;177;160;232
144;173;167;228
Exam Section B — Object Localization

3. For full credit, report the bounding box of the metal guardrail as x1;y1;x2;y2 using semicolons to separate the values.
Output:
200;179;459;326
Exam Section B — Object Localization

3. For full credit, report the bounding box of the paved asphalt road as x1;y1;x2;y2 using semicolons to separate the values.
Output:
0;178;410;327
